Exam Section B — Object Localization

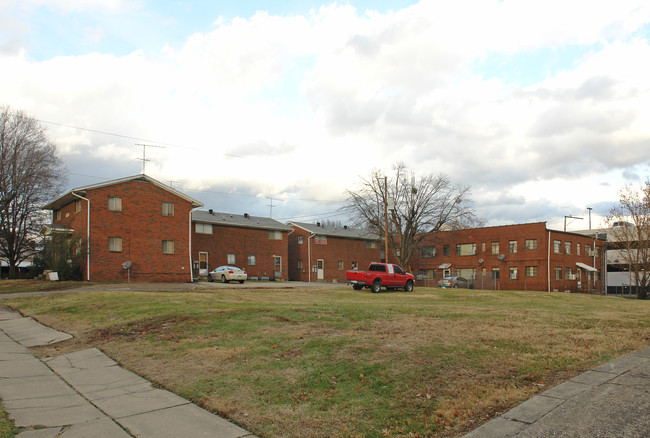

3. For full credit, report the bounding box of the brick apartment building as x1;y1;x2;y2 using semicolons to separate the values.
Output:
410;222;605;293
42;174;203;282
287;222;381;282
191;210;292;281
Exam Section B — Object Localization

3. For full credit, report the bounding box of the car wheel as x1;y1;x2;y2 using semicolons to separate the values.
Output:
221;275;229;284
207;274;213;282
453;284;458;288
404;280;414;292
371;279;381;293
352;284;363;291
239;280;245;284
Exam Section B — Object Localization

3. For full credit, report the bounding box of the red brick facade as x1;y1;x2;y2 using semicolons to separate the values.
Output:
191;212;290;280
287;222;381;282
45;175;202;282
410;222;605;292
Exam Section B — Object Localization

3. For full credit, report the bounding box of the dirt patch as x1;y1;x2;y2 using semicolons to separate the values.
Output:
90;315;201;342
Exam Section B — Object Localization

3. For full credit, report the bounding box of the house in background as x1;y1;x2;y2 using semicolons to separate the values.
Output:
410;222;605;293
42;174;203;282
287;222;381;282
191;210;292;280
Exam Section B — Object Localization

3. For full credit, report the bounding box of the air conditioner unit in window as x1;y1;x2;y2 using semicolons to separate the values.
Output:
587;250;595;257
568;274;577;280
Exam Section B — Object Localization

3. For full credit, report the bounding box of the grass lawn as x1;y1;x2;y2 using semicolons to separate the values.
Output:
0;402;16;438
3;286;649;438
0;280;84;295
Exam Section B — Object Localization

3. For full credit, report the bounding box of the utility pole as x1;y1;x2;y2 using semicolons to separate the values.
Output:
267;197;274;218
564;215;583;232
384;177;389;264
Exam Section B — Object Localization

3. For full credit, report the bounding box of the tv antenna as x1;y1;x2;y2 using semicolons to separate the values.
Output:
135;143;166;174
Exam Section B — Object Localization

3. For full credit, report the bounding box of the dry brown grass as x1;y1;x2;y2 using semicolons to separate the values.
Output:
9;286;650;437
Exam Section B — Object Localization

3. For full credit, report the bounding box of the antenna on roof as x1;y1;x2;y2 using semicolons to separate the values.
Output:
135;143;166;174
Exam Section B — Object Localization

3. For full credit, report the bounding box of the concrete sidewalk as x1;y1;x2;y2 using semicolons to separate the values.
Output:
0;305;256;437
464;346;650;437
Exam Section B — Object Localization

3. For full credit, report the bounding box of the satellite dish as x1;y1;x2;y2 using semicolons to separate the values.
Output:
478;258;484;265
497;254;505;261
122;261;132;269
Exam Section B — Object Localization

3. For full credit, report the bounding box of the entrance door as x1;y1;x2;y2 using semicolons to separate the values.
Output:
317;259;324;280
199;252;208;277
273;256;282;279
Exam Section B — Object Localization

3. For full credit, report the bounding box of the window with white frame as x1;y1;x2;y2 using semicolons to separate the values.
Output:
75;200;82;213
554;240;561;254
456;243;477;256
458;268;476;280
314;235;327;244
337;260;344;270
509;267;518;280
297;259;303;269
576;243;581;256
564;241;571;254
297;235;304;244
162;202;174;216
108;196;122;211
247;255;256;265
55;210;61;221
227;254;235;264
162;240;174;254
492;268;500;280
525;266;538;277
418;246;436;258
491;242;499;254
525;239;537;250
554;267;562;280
108;237;122;252
565;267;572;278
268;230;282;240
366;240;378;249
509;240;517;254
195;223;213;234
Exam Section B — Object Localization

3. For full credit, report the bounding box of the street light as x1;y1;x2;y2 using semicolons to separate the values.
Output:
564;215;583;232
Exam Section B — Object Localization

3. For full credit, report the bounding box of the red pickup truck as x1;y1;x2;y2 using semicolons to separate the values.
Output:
346;262;415;293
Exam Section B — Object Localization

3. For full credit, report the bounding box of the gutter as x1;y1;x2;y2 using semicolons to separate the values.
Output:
189;209;193;283
71;192;90;281
547;230;551;292
308;232;315;283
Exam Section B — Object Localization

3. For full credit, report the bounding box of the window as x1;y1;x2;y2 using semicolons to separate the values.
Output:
491;242;499;254
108;196;122;211
314;235;327;244
268;231;283;240
227;254;235;264
509;240;517;254
509;267;518;280
55;210;61;221
394;265;405;275
586;244;592;256
554;267;562;280
247;255;256;265
418;246;436;258
456;243;477;256
481;242;486;253
337;260;344;270
492;268;500;280
564;241;571;255
565;267;572;279
108;237;122;252
162;240;174;254
162;202;174;216
525;239;537;250
366;241;378;249
75;200;82;213
297;259;303;269
298;235;304;245
369;264;387;272
554;240;561;254
443;245;450;256
351;261;358;270
525;266;538;277
195;223;213;234
458;268;476;280
576;243;581;256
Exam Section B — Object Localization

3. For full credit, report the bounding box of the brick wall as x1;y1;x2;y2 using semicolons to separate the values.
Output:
287;226;381;282
411;222;604;292
192;225;289;280
53;179;193;282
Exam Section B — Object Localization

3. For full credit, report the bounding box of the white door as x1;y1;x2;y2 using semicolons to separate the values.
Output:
273;256;282;279
199;252;208;277
317;259;324;280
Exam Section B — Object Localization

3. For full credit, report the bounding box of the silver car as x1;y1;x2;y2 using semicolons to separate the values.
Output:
208;266;247;284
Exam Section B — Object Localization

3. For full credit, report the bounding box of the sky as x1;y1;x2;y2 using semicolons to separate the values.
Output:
2;0;650;231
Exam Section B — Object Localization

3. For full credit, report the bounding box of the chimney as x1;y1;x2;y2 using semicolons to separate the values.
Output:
244;213;249;219
317;222;321;227
208;209;213;214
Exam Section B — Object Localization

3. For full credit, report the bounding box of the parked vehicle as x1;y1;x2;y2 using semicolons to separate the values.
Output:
208;266;247;284
346;262;415;293
438;276;472;288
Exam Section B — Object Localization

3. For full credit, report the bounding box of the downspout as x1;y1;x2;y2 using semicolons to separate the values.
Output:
71;192;90;281
308;232;315;283
189;210;193;283
546;230;551;292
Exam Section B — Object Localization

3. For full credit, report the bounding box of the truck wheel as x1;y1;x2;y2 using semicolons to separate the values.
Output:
371;279;381;293
352;284;363;291
404;280;414;292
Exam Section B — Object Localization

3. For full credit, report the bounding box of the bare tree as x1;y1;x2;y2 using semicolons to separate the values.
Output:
607;180;650;299
0;105;66;278
344;163;478;269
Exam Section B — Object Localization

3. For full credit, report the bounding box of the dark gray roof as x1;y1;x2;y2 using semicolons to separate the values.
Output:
192;210;292;231
287;221;379;240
